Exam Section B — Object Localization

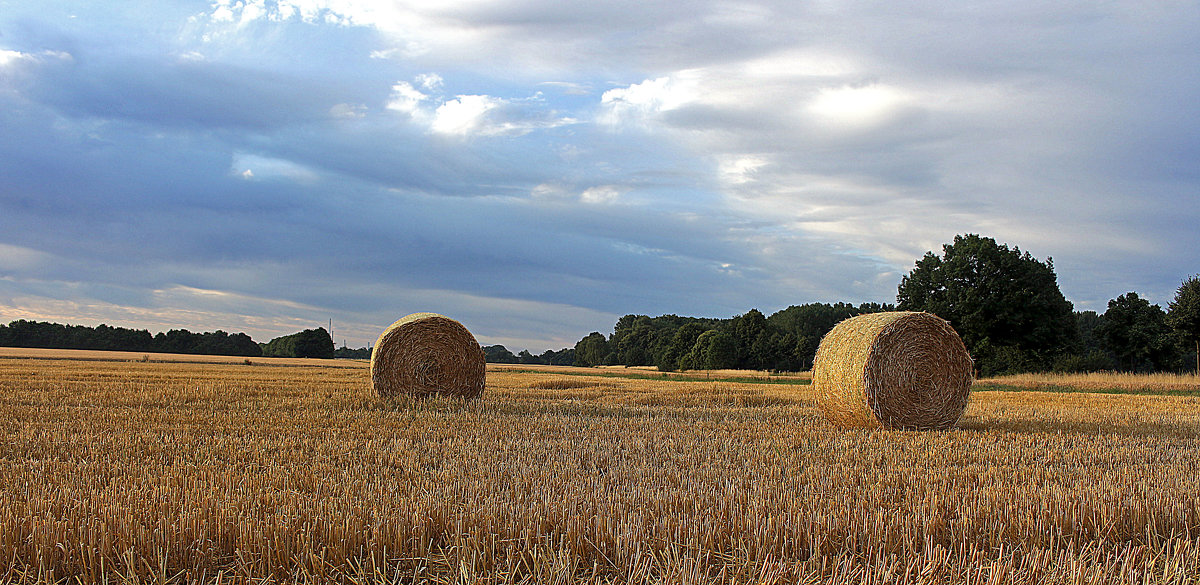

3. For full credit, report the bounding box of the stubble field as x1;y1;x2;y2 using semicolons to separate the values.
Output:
2;352;1200;584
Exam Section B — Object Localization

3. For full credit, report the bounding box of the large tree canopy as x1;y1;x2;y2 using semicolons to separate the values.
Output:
897;234;1077;375
1098;292;1174;372
1168;275;1200;374
261;327;333;359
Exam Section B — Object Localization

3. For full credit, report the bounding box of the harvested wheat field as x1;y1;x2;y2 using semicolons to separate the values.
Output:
3;354;1200;584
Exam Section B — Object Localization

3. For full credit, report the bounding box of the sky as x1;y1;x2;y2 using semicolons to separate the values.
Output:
1;1;1198;352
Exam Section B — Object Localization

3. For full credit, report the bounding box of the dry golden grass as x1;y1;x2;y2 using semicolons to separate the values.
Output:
979;371;1200;394
2;354;1200;584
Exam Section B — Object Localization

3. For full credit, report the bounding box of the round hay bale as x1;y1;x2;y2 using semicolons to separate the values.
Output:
370;313;486;399
812;311;973;430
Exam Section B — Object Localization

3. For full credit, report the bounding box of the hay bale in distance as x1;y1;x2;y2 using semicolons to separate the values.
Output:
370;313;486;399
812;311;973;430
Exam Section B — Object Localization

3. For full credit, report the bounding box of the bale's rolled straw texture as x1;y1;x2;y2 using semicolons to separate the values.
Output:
812;311;973;430
370;313;486;398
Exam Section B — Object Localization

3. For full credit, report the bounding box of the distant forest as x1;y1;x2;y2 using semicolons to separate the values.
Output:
571;303;893;373
569;300;1193;376
0;320;333;359
0;319;570;365
482;344;575;366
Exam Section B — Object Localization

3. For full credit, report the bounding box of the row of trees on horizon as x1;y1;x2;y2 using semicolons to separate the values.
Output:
0;321;335;359
568;235;1200;376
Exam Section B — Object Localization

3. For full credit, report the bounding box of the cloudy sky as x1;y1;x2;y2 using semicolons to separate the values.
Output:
1;1;1197;352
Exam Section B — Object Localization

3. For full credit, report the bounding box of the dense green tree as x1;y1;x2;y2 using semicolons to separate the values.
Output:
482;345;518;363
767;302;888;369
1168;275;1200;375
155;329;196;354
1097;293;1173;372
484;344;572;365
656;323;711;371
334;346;372;359
731;309;772;369
573;332;608;367
765;331;802;372
538;348;576;366
615;318;656;366
897;234;1077;375
294;327;334;358
262;327;333;358
0;320;260;356
685;330;738;370
1074;311;1105;354
576;304;902;372
1050;311;1115;372
215;331;261;356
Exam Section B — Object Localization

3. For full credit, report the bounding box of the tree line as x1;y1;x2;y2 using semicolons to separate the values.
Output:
573;235;1200;375
332;343;577;365
483;345;576;366
571;303;893;372
0;320;335;359
260;328;334;359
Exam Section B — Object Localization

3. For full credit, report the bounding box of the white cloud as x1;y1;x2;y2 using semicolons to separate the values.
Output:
717;155;768;185
204;0;320;28
381;74;575;137
598;75;699;126
0;49;28;67
210;4;235;23
741;47;862;79
429;94;576;137
271;1;298;21
329;102;366;119
431;94;501;136
806;83;911;128
530;183;571;201
368;43;427;60
580;185;624;205
385;81;429;116
239;1;266;25
203;0;424;32
177;51;207;62
415;72;443;91
0;48;73;67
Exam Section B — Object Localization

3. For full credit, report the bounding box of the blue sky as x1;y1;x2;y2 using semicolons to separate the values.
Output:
1;1;1197;352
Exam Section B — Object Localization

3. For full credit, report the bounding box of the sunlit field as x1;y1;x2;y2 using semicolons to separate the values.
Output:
978;371;1200;395
3;352;1200;584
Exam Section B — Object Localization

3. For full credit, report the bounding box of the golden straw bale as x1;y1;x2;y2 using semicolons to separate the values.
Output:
370;313;486;398
812;311;973;430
